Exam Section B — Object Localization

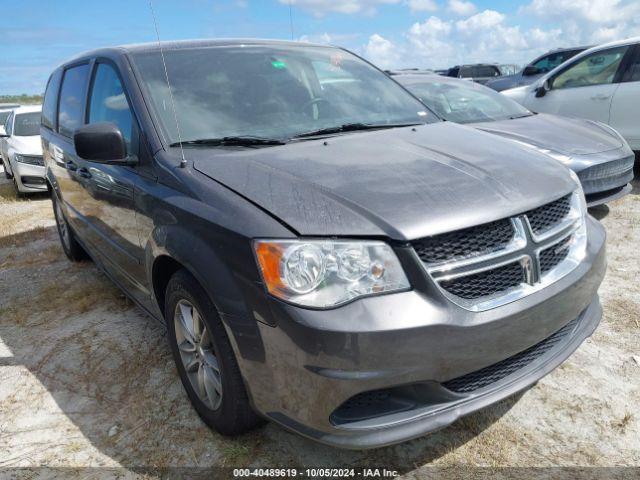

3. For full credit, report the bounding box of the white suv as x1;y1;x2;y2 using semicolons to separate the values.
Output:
503;37;640;151
1;105;45;194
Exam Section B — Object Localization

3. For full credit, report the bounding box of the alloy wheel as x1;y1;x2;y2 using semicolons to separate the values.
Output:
174;299;223;410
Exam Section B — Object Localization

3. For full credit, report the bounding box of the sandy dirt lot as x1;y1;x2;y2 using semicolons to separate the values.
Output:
0;164;638;477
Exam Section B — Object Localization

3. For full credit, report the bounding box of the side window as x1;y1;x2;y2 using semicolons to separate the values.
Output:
5;112;13;136
475;66;500;77
552;46;629;90
42;70;62;130
88;63;134;148
459;67;473;78
532;52;569;73
58;64;90;138
621;47;640;82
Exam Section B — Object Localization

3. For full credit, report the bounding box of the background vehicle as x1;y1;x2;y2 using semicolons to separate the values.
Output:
498;64;520;76
503;37;640;151
0;104;19;152
0;105;45;194
394;73;634;206
487;47;589;91
445;64;502;84
44;39;605;449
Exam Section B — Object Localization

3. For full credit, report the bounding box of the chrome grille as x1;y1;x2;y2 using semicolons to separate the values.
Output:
412;218;514;264
577;156;635;195
415;191;585;311
525;194;571;237
539;235;572;275
440;262;524;300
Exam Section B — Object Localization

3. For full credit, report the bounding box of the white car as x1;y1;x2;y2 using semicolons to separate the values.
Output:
503;37;640;151
0;105;46;194
0;104;20;155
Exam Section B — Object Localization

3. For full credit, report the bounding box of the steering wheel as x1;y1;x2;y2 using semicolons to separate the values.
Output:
299;97;331;114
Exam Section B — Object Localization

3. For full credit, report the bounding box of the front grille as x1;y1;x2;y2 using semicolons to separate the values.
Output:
525;194;571;236
539;236;572;274
443;316;579;393
577;156;635;195
415;192;580;309
412;218;514;264
440;262;524;300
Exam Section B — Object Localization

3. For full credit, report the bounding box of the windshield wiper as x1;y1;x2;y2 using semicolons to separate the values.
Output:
291;122;423;139
170;136;287;147
508;113;534;120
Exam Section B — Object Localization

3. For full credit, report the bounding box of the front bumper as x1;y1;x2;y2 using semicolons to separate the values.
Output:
12;161;46;193
227;217;606;449
572;148;635;207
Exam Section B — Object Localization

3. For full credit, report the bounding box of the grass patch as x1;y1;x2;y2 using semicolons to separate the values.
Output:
0;263;131;326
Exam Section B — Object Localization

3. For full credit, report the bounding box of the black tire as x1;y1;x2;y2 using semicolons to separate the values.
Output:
12;177;23;198
165;269;263;436
52;193;88;262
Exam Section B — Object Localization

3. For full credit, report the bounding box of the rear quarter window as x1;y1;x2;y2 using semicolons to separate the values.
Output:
58;64;90;138
42;69;62;130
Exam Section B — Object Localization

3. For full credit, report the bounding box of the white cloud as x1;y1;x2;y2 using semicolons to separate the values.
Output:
523;0;629;24
406;0;438;13
447;0;477;16
282;0;401;16
364;34;403;68
363;12;556;70
455;10;505;32
521;0;640;44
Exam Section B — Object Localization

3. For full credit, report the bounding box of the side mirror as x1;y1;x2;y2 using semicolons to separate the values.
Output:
523;65;541;76
534;79;550;98
0;126;7;137
74;122;133;164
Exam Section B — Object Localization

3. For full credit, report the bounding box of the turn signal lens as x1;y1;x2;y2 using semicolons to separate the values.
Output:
254;239;410;308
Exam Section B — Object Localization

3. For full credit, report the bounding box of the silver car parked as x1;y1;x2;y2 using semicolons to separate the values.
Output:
394;73;634;207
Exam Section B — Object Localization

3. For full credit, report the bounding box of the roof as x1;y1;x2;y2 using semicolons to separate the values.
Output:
63;38;335;64
450;63;501;68
393;73;493;91
12;105;42;114
579;36;640;54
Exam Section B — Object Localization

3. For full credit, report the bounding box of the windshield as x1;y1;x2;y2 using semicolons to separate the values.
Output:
14;112;41;136
398;77;532;124
0;111;11;127
132;44;434;144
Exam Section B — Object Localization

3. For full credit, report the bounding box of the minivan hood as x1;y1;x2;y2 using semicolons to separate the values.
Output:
192;122;576;240
10;135;42;155
471;113;623;156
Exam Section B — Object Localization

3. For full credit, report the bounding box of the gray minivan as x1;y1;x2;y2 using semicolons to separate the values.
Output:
42;39;605;449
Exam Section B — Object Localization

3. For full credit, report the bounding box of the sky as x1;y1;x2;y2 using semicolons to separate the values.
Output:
2;0;640;95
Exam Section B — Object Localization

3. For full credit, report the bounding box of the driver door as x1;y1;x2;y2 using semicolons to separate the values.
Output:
531;45;632;123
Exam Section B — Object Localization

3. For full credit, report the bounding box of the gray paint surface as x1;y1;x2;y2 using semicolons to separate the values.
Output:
193;122;575;240
42;39;607;449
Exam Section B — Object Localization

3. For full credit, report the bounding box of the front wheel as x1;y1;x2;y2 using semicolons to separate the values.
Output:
165;270;263;436
52;193;87;262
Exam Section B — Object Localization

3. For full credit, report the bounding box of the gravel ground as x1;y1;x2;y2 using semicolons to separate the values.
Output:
0;164;638;478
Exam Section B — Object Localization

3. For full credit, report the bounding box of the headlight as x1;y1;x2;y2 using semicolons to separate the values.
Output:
254;239;410;308
14;154;43;165
568;171;588;259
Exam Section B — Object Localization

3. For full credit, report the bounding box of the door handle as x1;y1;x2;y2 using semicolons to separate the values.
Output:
65;160;78;171
78;167;92;179
590;94;610;100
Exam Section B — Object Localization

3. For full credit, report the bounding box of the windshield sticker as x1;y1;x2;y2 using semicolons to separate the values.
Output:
271;60;287;69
